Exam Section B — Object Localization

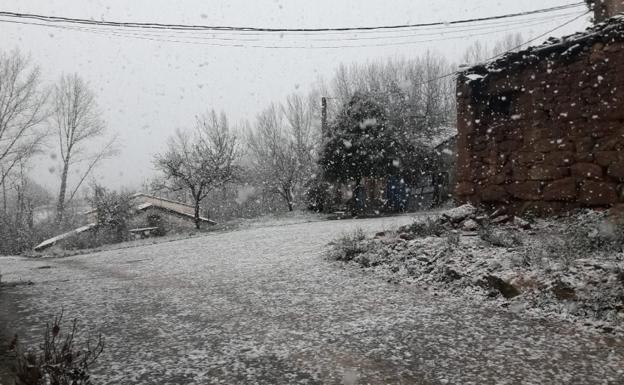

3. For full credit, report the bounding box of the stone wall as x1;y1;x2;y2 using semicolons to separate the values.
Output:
593;0;624;23
129;207;200;233
455;39;624;215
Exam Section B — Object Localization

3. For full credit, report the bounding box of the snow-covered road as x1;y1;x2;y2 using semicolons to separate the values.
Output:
2;215;623;384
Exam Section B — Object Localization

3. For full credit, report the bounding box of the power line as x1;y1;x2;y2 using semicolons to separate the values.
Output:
482;10;590;62
0;12;583;49
342;10;592;90
0;3;586;34
0;11;580;43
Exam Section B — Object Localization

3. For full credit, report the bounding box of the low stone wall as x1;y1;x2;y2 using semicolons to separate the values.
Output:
129;207;200;233
455;38;624;215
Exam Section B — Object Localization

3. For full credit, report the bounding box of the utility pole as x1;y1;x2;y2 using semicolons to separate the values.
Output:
321;96;328;136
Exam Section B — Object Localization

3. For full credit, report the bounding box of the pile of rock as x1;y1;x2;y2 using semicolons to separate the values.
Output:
330;205;624;333
398;204;532;237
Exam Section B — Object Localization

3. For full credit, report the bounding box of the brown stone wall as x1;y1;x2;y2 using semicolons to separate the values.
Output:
455;40;624;215
594;0;624;23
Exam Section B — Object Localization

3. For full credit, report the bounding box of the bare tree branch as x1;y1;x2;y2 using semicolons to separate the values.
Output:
51;73;114;222
247;97;318;211
154;109;241;229
0;49;49;188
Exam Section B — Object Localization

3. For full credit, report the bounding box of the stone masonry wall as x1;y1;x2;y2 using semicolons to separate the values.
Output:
455;40;624;215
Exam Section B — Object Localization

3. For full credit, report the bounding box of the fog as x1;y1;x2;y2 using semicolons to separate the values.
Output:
0;0;589;192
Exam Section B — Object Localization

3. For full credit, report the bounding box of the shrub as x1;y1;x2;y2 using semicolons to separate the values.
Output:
328;228;367;261
11;312;104;385
562;216;624;255
147;214;167;236
304;176;332;213
89;185;133;243
400;217;447;237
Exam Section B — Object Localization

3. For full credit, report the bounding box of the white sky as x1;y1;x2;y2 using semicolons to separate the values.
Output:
0;0;591;193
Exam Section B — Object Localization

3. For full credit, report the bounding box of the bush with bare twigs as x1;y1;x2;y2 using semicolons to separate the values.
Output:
10;312;104;385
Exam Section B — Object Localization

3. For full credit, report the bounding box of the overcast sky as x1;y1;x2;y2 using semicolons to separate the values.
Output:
0;0;591;193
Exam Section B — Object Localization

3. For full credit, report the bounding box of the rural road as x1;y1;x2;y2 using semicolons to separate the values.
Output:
1;216;623;385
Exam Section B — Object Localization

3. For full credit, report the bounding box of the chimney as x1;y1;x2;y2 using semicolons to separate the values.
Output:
591;0;624;23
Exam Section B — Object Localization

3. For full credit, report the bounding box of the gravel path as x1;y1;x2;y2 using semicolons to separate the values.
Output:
2;215;623;385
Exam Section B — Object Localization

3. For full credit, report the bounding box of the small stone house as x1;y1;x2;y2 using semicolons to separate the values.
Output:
126;193;217;233
34;193;216;251
85;193;217;233
455;7;624;215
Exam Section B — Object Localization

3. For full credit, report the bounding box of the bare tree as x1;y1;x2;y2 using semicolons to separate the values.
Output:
0;49;48;209
492;32;524;57
461;33;524;66
52;74;116;223
322;53;456;145
461;40;490;66
247;96;318;212
154;110;240;229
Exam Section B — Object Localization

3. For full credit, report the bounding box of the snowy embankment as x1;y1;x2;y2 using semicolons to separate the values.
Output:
329;205;624;333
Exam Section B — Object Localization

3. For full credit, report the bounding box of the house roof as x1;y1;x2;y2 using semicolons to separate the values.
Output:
83;192;202;218
131;193;194;209
34;193;217;251
414;125;457;149
33;223;97;251
459;13;624;81
136;202;217;225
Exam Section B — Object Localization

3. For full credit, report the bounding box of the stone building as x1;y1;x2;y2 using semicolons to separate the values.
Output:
34;193;216;251
591;0;624;23
455;8;624;215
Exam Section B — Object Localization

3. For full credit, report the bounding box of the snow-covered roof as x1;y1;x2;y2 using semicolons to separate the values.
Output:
33;223;97;251
460;13;624;81
131;193;194;209
417;125;457;149
135;202;217;225
34;194;217;251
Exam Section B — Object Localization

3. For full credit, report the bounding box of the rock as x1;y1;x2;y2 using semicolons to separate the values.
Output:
551;281;576;300
543;177;578;201
442;204;477;223
479;275;521;299
398;232;415;241
595;151;620;167
506;181;543;200
513;216;531;229
489;208;508;219
442;267;462;282
607;161;624;181
488;260;502;271
480;185;509;202
455;181;475;196
461;219;479;231
527;165;570;181
571;163;603;179
375;231;386;238
579;180;618;205
475;215;489;223
491;215;510;224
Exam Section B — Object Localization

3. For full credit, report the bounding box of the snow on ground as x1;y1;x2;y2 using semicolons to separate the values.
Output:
2;214;624;384
329;208;624;335
25;211;328;259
